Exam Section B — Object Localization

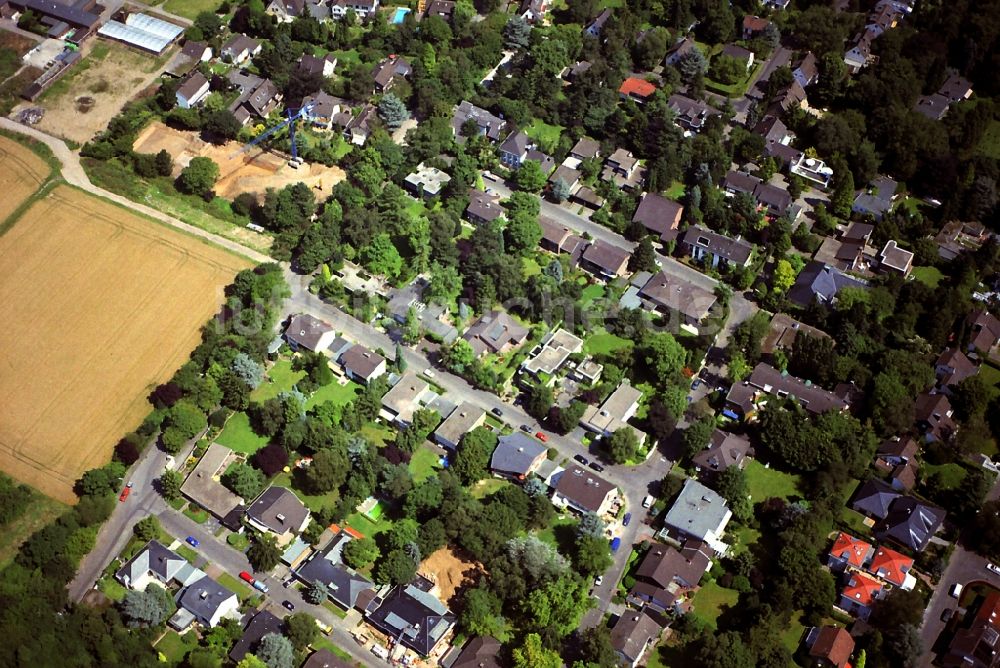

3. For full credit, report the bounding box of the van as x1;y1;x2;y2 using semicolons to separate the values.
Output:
642;495;655;509
371;644;390;660
950;583;964;599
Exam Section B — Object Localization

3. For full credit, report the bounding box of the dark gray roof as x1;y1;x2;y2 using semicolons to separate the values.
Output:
743;362;849;415
722;170;762;195
554;465;615;513
452;100;505;141
373;56;411;89
637;271;717;322
451;636;502;668
721;44;753;63
366;584;455;656
570;137;601;159
581;241;631;275
9;0;99;28
610;611;663;664
692;429;752;473
340;344;385;381
295;532;374;610
680;225;753;265
788;261;868;307
753;182;792;215
246;486;310;534
222;33;260;57
490;433;547;476
177;575;237;624
880;497;944;552
229;610;283;662
851;479;900;520
498;130;530;158
466;188;504;222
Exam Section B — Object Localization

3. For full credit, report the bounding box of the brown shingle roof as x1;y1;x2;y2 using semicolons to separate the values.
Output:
554;465;615;513
808;627;854;668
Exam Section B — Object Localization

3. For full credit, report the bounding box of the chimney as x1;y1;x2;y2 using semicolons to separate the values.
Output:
276;513;286;523
200;591;208;600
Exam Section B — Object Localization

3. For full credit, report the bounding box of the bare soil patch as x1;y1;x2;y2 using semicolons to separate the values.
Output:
0;135;51;221
133;121;347;200
418;546;484;606
0;185;249;502
31;41;172;144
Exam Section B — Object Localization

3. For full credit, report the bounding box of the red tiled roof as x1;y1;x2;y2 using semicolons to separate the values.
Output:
976;591;1000;630
843;573;883;607
830;532;872;569
867;546;913;587
619;77;656;98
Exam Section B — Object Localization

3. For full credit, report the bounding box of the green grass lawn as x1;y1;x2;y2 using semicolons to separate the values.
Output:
160;0;222;19
524;119;564;153
780;612;806;652
305;380;360;410
839;507;872;537
215;411;269;454
897;197;925;216
311;637;353;661
744;460;802;503
182;504;210;524
664;181;686;199
732;525;761;550
155;630;196;666
522;256;541;278
176;545;201;563
979;362;1000;388
227;532;249;551
345;508;394;539
471;478;511;499
252;359;305;402
978;120;1000;160
705;61;764;98
584;331;633;356
322;601;348;619
408;445;441;482
361;423;395;447
691;581;740;629
923;462;967;489
912;265;944;287
0;486;66;568
535;516;577;549
217;571;254;601
581;283;606;304
98;576;128;602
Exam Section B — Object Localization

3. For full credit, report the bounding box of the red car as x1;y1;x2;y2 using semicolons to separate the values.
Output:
535;431;548;442
239;571;256;584
118;481;133;502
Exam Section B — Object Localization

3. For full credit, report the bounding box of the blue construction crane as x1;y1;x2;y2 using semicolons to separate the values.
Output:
231;102;315;165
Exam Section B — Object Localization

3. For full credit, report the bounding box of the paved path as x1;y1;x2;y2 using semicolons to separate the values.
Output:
0;118;272;263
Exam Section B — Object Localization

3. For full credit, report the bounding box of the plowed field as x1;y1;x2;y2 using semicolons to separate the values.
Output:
0;135;50;222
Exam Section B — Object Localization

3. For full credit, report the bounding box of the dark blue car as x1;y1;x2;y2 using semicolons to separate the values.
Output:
610;537;621;552
623;512;632;526
185;536;200;548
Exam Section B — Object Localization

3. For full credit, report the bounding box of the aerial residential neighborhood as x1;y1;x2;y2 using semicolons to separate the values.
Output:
0;0;998;666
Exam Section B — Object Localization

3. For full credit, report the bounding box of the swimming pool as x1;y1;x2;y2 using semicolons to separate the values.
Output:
391;6;410;23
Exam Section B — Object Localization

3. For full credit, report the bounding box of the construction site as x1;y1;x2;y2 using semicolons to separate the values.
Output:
132;121;346;200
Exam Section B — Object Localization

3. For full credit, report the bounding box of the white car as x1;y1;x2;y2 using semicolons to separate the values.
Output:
422;368;435;379
594;576;603;587
987;563;1000;576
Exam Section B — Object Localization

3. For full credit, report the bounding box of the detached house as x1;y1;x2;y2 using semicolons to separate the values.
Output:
372;55;411;93
580;242;631;280
720;44;754;72
668;94;721;132
828;532;873;572
805;626;855;668
967;310;1000;356
552;465;618;516
339;344;387;384
498;130;554;173
879;240;913;277
363;583;455;657
465;188;504;225
266;0;304;22
635;271;718;325
294;529;375;611
284;314;336;352
451;100;505;142
175;72;210;109
632;192;683;243
838;571;883;620
665;37;698;66
935;348;977;391
463;310;529;357
868;546;916;590
433;402;485;451
626;539;711;613
173;576;240;629
914;392;957;442
379;372;434;427
579;381;644;440
490;432;547;480
116;540;205;591
679;225;753;269
221;34;261;64
619;76;656;103
601;148;644;190
330;0;378;19
661;478;731;552
879;497;944;552
691;430;752;477
245;486;311;546
610;612;665;668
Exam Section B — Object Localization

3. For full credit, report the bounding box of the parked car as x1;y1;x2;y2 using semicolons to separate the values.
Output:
535;431;548;442
252;580;269;593
589;461;605;473
282;600;295;611
371;645;390;660
594;575;603;586
185;536;200;548
623;512;632;526
520;424;532;433
988;563;1000;576
610;537;622;552
119;483;132;502
239;571;255;584
422;368;435;379
352;631;370;646
574;454;589;465
642;495;655;509
491;407;503;417
691;379;701;390
942;608;954;622
950;583;964;598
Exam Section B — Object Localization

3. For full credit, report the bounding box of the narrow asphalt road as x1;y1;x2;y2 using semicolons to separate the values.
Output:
0;118;272;264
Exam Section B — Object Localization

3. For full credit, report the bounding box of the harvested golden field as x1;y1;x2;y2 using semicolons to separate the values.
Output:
0;185;249;503
0;135;51;222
